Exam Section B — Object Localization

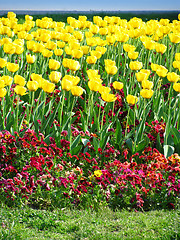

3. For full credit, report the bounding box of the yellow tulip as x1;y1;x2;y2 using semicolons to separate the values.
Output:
3;43;16;54
129;61;143;71
72;49;83;59
142;80;153;89
26;54;35;64
0;88;7;98
112;81;124;90
45;40;57;50
62;58;71;68
7;62;19;73
71;86;84;96
42;49;53;58
78;15;87;21
87;69;100;79
126;95;138;105
49;59;60;70
1;76;13;86
140;69;151;77
159;18;170;26
173;61;180;70
31;74;45;89
61;78;73;91
90;50;102;59
86;56;97;64
151;63;160;72
104;59;116;67
7;11;16;19
27;81;39;91
68;60;80;71
99;27;108;36
105;65;118;75
95;46;107;55
116;33;129;43
135;72;148;82
173;82;180;92
49;71;61;83
101;93;117;102
106;35;116;45
90;25;99;34
73;31;84;41
14;45;24;55
123;44;136;52
175;53;180;61
128;51;139;60
71;76;80;86
54;49;63;56
25;15;33;21
143;39;156;50
99;86;111;95
14;75;26;86
0;58;7;68
0;79;5;88
140;89;154;99
80;46;89;55
88;80;102;92
57;41;65;48
14;85;27;96
42;80;55;93
169;33;180;44
167;72;179;83
156;66;168;78
155;43;167;54
33;42;45;53
65;46;72;55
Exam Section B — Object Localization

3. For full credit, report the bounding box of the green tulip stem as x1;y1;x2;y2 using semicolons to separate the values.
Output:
59;90;65;133
177;94;180;130
69;96;76;145
170;43;174;72
164;84;173;145
87;91;92;129
1;97;5;129
97;100;102;132
16;95;20;132
41;91;46;123
100;104;105;132
125;106;130;139
28;91;35;126
123;52;127;76
146;50;150;69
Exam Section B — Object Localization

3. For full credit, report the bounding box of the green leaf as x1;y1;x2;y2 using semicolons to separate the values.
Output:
156;133;163;152
164;145;174;158
100;132;113;151
71;145;82;155
135;135;149;152
93;137;99;152
170;126;180;145
70;135;81;151
126;138;133;152
129;108;135;125
43;102;61;134
81;138;90;146
115;120;122;144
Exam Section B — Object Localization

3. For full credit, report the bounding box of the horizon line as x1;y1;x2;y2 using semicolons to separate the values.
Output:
1;9;180;11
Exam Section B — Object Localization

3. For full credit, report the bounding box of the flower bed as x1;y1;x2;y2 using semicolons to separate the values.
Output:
0;12;180;210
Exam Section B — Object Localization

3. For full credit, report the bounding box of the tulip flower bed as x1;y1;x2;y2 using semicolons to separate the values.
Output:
0;12;180;210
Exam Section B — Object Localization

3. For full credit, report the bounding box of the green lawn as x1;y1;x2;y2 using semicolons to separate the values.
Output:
0;206;179;240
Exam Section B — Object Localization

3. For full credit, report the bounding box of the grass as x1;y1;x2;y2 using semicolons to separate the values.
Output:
0;206;179;240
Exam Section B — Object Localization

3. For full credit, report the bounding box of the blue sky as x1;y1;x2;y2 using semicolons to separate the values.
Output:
1;0;180;11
